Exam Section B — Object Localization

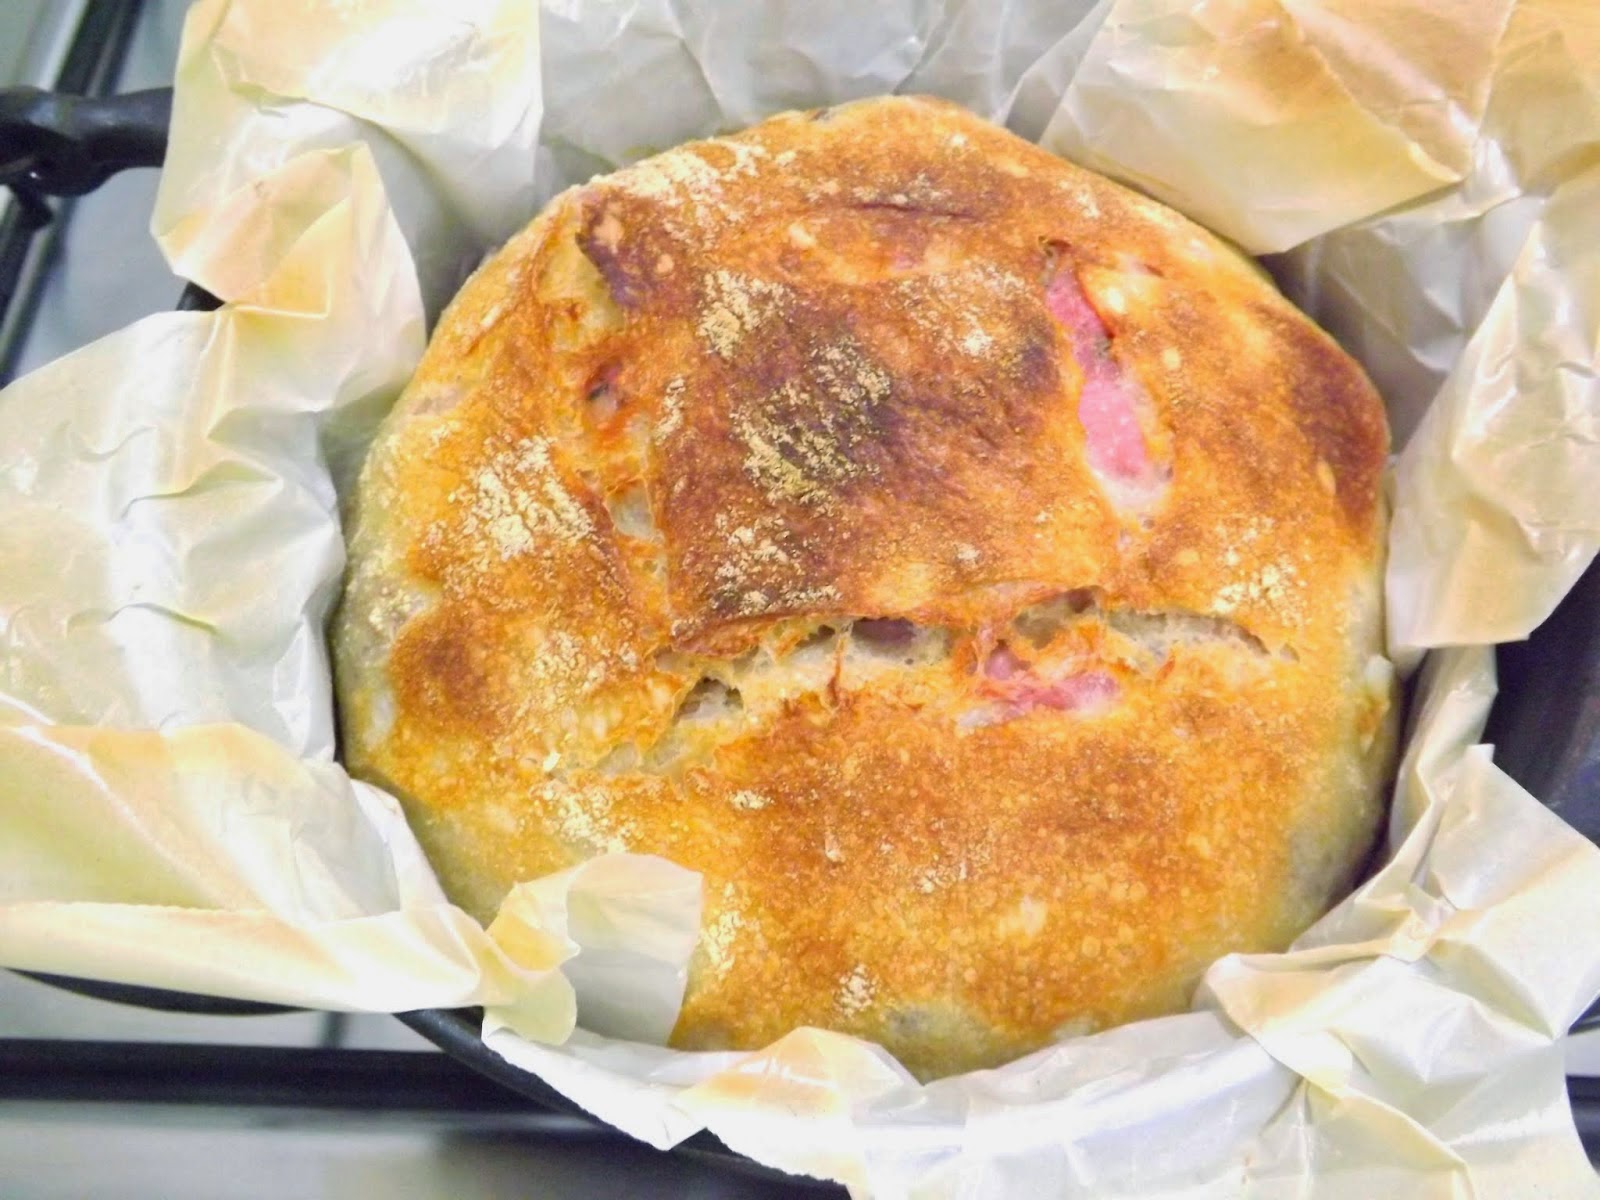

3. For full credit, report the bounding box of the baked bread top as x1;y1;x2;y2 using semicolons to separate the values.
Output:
334;95;1395;1079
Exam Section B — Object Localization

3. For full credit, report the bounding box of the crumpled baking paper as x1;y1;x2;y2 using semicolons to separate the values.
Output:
3;0;1600;1195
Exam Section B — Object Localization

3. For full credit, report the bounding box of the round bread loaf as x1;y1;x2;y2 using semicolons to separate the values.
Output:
334;95;1396;1079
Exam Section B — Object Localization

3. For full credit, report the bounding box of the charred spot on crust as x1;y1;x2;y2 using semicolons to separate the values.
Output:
716;311;902;511
1009;332;1059;396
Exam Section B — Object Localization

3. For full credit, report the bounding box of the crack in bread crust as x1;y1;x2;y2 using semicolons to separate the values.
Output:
333;95;1396;1081
544;594;1286;777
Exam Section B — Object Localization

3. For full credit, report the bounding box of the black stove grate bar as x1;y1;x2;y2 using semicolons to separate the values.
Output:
0;0;149;381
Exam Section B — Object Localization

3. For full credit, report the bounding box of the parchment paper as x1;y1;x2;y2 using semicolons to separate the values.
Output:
3;1;1599;1195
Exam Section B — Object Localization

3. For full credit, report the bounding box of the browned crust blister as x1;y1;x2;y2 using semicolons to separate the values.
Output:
334;96;1396;1080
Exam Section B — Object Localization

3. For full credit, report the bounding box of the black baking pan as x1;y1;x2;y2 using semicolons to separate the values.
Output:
4;87;1598;1173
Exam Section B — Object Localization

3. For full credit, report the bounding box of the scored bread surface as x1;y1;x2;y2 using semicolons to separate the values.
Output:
334;96;1396;1080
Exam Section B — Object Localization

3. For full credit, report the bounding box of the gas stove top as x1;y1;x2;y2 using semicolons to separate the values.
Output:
1;4;1597;1198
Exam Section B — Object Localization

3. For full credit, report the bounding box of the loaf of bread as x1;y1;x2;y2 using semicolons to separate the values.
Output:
334;96;1396;1079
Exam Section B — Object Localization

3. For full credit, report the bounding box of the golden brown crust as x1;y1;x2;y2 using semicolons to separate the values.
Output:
334;96;1396;1079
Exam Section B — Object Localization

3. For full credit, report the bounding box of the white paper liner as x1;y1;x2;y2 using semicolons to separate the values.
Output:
2;1;1599;1195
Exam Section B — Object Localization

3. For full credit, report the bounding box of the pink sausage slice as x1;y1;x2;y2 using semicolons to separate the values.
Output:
966;644;1119;727
1046;265;1166;508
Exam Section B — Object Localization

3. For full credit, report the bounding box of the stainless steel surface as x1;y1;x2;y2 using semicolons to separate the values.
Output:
0;0;50;86
0;1106;793;1200
0;969;434;1051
